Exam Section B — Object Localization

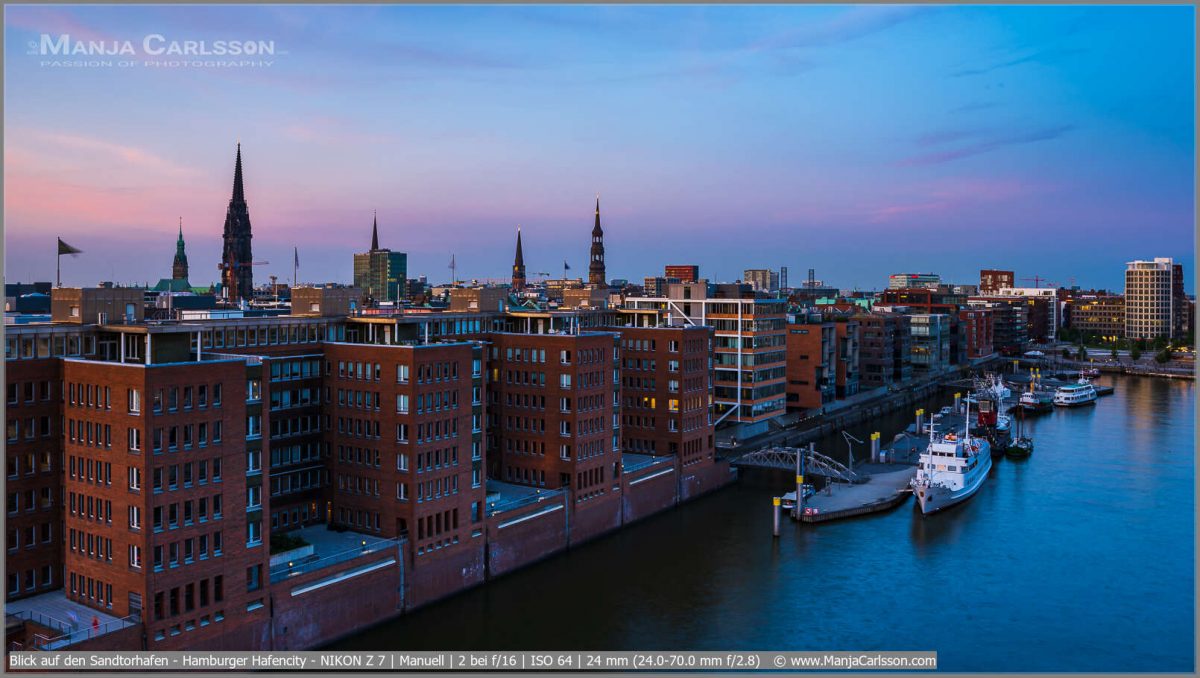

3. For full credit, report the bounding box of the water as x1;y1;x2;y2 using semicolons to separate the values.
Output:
335;375;1195;672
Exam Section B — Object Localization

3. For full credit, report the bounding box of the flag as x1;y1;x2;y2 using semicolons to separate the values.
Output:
563;261;571;271
58;238;82;256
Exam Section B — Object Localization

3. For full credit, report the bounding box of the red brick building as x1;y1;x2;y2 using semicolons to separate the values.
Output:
785;318;835;412
614;325;714;469
485;332;622;542
322;341;487;606
958;308;996;359
664;265;700;283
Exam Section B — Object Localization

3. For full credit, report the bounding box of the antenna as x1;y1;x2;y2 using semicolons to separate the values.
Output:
449;254;456;285
964;393;971;443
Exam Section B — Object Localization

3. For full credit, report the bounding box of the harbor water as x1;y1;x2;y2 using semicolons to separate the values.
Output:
334;374;1195;672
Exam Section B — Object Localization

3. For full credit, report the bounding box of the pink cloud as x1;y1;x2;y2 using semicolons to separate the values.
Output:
5;7;116;44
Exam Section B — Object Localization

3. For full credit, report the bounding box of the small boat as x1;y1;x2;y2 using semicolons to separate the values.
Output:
1006;398;1034;458
1006;436;1033;458
1019;390;1054;413
1080;367;1101;378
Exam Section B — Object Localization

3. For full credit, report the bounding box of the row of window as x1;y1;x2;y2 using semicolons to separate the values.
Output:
7;566;54;596
150;531;224;570
68;572;113;610
154;575;224;622
7;416;54;442
68;528;112;563
8;451;53;477
7;523;53;551
7;380;53;405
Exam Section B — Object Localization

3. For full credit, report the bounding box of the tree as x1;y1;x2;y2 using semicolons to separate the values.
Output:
1078;345;1088;360
1131;345;1142;360
1061;347;1072;359
1111;346;1118;359
1155;348;1172;364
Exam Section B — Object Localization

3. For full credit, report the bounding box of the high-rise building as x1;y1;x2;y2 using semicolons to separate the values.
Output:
1125;258;1179;340
352;214;408;304
664;265;699;283
588;198;606;287
743;269;779;293
220;144;254;301
888;273;940;290
979;269;1014;294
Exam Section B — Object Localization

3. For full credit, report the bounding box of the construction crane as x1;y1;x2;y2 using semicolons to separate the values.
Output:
217;254;269;301
1020;275;1057;289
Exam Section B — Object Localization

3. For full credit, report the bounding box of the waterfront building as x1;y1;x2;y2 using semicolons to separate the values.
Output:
966;298;1028;355
958;307;996;360
1068;295;1125;340
1123;258;1182;340
785;314;836;412
352;215;408;304
624;283;787;436
992;287;1059;342
614;325;715;468
979;269;1014;295
888;272;940;290
831;317;860;398
856;312;912;389
909;313;951;371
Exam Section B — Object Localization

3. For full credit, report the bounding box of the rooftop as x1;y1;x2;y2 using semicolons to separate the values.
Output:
6;590;135;650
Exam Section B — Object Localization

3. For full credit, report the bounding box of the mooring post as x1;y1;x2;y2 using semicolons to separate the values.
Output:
915;408;924;435
954;392;961;412
870;432;880;462
773;497;781;537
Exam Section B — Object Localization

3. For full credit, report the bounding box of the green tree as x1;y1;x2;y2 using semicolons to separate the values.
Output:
1078;345;1088;360
1110;346;1118;359
1155;348;1172;364
1131;345;1142;360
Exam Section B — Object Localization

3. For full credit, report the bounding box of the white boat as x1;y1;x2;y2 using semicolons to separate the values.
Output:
1054;378;1097;407
910;399;993;515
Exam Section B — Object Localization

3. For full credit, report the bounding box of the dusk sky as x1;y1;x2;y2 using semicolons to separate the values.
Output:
3;4;1194;292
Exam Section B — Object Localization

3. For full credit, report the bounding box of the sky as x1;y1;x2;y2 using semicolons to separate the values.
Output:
3;4;1195;292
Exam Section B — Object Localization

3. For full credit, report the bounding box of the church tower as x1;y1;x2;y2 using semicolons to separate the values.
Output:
220;143;254;300
512;226;526;292
172;218;189;281
588;196;606;286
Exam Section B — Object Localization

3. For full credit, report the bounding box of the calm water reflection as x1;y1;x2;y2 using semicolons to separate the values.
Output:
335;375;1194;672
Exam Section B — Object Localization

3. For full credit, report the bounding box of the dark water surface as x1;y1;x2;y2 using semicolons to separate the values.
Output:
336;375;1194;672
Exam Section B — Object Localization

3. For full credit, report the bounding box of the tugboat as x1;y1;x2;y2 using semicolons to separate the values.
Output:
910;397;992;515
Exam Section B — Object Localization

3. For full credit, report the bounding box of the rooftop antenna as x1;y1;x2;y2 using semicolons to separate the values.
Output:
449;254;457;285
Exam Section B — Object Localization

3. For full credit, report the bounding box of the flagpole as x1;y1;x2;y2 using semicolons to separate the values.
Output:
56;250;60;288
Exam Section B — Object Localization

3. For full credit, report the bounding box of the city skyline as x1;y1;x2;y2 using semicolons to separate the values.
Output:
4;4;1194;291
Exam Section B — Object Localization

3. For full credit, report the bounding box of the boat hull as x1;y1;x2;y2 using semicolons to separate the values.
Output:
913;452;992;515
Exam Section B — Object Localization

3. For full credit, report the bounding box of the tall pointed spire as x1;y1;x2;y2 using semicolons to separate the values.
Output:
173;217;189;282
371;210;380;251
588;194;606;286
221;142;254;301
512;226;526;292
232;142;245;205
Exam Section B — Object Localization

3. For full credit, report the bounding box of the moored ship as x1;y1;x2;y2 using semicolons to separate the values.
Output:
910;399;993;515
1054;378;1098;407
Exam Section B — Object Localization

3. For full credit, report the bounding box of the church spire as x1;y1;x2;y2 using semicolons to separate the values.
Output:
588;194;606;286
512;226;526;292
371;210;380;251
173;217;189;282
221;142;254;301
231;142;245;205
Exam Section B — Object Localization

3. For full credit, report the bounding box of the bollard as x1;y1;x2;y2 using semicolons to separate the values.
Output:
773;497;781;537
915;408;925;435
953;392;961;412
870;432;880;462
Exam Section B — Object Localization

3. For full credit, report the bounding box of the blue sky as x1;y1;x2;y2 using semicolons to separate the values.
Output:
4;4;1194;291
